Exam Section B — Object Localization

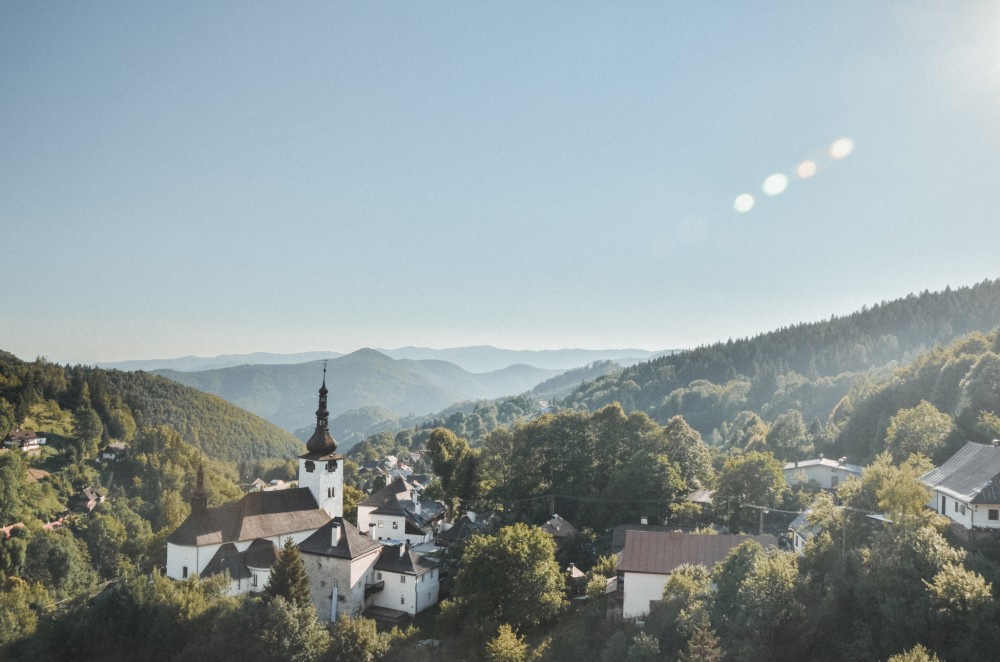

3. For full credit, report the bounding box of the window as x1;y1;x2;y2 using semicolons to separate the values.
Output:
252;573;258;587
182;566;188;579
327;487;334;498
401;595;405;605
378;520;383;528
960;504;967;516
990;509;999;521
377;572;382;580
955;502;960;513
400;576;406;584
320;580;326;588
305;460;315;473
392;521;398;529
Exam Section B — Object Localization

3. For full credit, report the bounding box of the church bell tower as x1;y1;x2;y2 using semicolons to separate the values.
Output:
297;362;344;518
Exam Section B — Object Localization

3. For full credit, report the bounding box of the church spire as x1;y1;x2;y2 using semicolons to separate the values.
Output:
191;464;208;515
305;361;337;455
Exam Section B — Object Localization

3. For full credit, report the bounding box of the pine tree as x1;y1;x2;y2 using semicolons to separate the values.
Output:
679;624;723;662
264;538;311;609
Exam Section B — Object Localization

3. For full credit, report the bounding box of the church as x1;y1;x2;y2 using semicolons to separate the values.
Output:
165;368;441;619
166;369;344;594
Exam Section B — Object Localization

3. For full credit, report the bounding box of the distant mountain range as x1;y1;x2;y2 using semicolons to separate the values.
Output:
154;348;568;433
100;345;673;374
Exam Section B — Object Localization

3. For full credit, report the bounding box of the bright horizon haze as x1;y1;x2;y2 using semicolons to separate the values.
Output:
3;3;1000;364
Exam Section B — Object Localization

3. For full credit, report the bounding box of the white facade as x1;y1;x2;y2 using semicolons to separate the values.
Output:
784;458;862;490
370;565;439;616
359;510;431;546
931;491;1000;530
621;571;668;620
298;456;343;518
165;529;314;582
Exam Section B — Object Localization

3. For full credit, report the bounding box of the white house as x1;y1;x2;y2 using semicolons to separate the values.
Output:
166;373;343;593
3;430;46;453
784;456;862;490
617;531;778;619
357;477;445;546
369;542;440;616
922;441;1000;530
788;511;821;554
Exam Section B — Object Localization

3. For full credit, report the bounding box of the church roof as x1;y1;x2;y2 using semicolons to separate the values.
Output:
201;539;278;580
167;488;330;546
299;517;382;560
375;544;439;576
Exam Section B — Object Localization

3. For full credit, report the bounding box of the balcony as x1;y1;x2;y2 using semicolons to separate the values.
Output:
364;580;385;599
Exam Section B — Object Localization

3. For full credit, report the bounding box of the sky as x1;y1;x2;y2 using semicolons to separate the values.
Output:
3;2;1000;364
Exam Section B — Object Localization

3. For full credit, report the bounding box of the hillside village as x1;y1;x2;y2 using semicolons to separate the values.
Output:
5;286;1000;659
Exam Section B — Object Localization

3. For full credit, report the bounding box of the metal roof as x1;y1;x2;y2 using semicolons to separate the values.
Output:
921;441;1000;504
617;531;778;575
783;458;862;474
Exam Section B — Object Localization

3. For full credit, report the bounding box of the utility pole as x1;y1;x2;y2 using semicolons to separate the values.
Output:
759;508;769;536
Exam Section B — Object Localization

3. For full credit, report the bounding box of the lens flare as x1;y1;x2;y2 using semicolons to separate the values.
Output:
796;160;817;179
829;138;855;160
762;173;789;196
734;194;755;213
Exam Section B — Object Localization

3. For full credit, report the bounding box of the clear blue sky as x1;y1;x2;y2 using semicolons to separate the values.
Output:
3;2;999;363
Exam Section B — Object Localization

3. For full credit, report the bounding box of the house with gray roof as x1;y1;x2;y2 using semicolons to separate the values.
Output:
357;476;445;546
921;441;1000;530
368;542;440;617
784;456;862;490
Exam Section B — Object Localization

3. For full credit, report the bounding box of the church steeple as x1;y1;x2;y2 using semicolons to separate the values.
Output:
191;464;208;515
305;361;337;455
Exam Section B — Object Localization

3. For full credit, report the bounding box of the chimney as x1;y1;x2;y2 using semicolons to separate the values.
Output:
331;521;341;546
399;542;407;558
640;515;648;526
818;453;824;460
467;511;476;524
839;457;847;466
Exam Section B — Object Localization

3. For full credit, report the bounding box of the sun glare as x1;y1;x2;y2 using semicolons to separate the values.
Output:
796;160;817;179
829;138;855;160
734;194;755;213
762;173;789;196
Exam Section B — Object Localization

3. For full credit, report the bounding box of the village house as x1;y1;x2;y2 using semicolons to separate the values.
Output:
921;440;1000;530
540;513;578;551
788;511;822;554
356;476;445;545
2;429;46;453
436;511;491;548
616;531;778;619
98;441;128;463
368;542;440;617
783;456;862;490
71;486;106;512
